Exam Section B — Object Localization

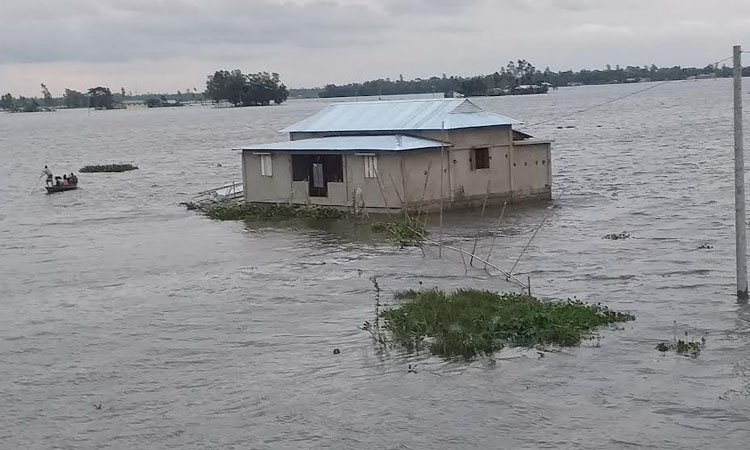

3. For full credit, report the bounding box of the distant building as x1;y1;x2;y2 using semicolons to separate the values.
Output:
121;99;146;109
236;99;552;212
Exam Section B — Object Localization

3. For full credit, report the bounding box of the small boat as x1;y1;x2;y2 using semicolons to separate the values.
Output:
46;184;78;194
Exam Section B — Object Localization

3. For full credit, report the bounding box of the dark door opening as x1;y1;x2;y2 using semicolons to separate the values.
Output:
292;154;343;198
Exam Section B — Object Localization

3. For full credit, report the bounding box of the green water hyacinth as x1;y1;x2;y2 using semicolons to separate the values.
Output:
380;289;635;359
79;164;138;173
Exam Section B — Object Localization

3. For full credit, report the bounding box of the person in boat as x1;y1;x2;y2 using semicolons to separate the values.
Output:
54;176;62;186
69;173;78;185
62;175;69;186
42;165;53;186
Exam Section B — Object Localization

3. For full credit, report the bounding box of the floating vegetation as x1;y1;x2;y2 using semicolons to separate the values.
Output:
697;244;714;250
79;164;139;173
197;202;426;247
376;289;635;359
656;329;706;358
371;220;427;247
200;202;349;221
602;231;631;240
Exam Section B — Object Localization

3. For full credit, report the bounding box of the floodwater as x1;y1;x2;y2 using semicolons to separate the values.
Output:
2;80;750;449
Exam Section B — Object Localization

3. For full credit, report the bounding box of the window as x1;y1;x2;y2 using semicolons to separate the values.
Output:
363;154;378;178
292;155;308;181
472;148;490;170
259;154;272;177
323;155;343;182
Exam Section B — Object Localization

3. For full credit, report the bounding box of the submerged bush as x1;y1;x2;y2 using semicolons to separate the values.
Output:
380;289;635;359
371;221;427;247
79;164;138;173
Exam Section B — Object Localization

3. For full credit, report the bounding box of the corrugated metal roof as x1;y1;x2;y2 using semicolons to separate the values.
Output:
235;135;448;153
281;98;521;133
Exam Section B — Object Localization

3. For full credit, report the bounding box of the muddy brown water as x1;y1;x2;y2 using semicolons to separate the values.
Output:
2;81;750;448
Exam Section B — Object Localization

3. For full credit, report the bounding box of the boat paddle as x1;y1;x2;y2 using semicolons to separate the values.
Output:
29;174;44;194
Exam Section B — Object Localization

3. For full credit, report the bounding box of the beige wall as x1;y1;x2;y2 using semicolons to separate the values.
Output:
346;153;403;209
243;152;293;203
243;126;551;211
243;151;402;210
512;141;552;197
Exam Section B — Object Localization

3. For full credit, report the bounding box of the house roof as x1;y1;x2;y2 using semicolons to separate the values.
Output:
235;135;449;153
281;98;521;133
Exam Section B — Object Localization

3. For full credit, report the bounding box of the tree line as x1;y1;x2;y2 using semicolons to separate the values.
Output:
0;86;122;112
317;60;750;98
1;69;290;112
2;60;744;111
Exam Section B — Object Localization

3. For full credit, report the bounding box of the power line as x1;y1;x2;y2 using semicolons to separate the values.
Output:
524;55;735;128
525;80;672;127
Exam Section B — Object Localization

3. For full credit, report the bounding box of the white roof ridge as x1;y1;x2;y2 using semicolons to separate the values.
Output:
330;97;464;105
280;98;519;133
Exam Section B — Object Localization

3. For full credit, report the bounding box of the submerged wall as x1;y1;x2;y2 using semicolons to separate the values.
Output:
243;127;552;211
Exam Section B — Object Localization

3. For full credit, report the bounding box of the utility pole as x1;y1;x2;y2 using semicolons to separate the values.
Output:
733;45;748;300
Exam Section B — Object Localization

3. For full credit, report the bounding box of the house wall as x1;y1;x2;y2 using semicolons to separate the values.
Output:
511;141;552;199
402;127;551;208
244;126;551;211
243;151;401;210
243;152;293;203
346;153;404;209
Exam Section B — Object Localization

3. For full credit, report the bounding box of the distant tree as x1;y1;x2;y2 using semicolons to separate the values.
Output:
1;93;15;111
63;89;87;108
205;69;243;105
459;77;487;96
24;98;40;112
88;86;114;109
17;96;39;112
40;83;54;107
205;69;288;106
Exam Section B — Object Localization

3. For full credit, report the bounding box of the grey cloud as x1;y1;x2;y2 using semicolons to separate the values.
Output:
383;0;486;16
0;0;388;64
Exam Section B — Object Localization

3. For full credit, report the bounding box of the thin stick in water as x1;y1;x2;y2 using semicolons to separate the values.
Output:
439;121;446;258
509;189;565;275
373;168;393;218
470;180;491;266
484;201;507;270
416;161;432;223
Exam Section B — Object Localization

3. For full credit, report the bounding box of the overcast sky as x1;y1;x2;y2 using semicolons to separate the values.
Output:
2;0;750;96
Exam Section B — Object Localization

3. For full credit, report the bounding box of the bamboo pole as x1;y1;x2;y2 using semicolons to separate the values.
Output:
484;201;507;270
416;161;432;223
439;121;446;257
373;167;393;218
388;173;407;220
470;180;491;266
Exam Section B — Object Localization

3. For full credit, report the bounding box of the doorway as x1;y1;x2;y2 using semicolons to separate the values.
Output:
292;154;343;198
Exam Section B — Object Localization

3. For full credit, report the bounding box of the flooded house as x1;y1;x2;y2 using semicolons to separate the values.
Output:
236;98;551;212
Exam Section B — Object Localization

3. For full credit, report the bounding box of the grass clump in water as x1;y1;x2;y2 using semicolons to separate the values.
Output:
371;221;427;247
380;289;635;359
79;163;138;173
656;329;705;358
201;202;350;221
